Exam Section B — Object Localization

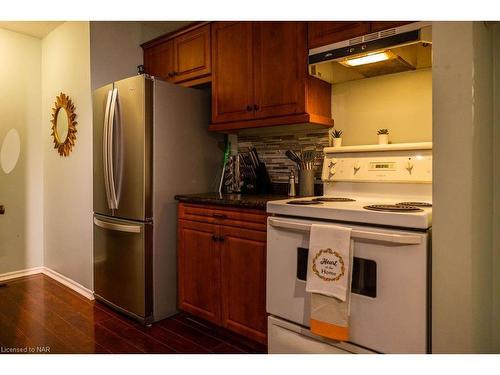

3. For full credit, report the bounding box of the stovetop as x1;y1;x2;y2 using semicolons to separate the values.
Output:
270;143;434;229
268;195;432;229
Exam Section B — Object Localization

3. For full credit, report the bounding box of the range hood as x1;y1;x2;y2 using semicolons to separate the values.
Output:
308;22;432;84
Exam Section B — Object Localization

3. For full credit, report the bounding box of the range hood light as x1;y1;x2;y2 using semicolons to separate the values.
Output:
340;51;393;67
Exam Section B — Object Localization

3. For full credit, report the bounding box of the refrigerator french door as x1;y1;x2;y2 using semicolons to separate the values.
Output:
93;76;152;221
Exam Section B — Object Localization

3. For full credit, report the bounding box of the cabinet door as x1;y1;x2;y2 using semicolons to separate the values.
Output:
370;21;412;33
211;22;255;123
143;40;174;82
172;24;211;83
220;226;267;344
253;22;306;119
307;22;370;49
178;220;221;324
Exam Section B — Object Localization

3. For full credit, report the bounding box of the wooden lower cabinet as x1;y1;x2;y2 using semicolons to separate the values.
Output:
177;203;268;344
220;226;267;344
178;219;221;325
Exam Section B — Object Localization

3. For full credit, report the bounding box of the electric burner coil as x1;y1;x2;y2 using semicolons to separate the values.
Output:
312;197;356;202
363;204;424;212
286;200;323;205
396;202;432;207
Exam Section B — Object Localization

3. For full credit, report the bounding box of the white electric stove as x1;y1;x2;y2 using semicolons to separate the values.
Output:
266;142;433;354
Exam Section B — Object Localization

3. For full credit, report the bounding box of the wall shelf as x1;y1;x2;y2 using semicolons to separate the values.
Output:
323;142;432;154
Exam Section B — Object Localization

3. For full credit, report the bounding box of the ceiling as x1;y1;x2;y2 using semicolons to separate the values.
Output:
0;21;64;38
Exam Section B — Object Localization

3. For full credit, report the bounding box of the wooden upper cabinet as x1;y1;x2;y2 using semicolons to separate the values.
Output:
143;40;174;82
253;22;306;119
177;219;221;325
211;22;255;123
308;21;415;49
142;23;211;87
210;21;332;131
172;24;211;83
308;22;370;49
369;21;412;33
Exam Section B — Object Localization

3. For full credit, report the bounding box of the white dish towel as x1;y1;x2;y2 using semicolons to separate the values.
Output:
306;224;353;341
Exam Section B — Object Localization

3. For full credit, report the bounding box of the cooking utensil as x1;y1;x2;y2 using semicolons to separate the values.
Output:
218;140;231;193
252;147;261;164
285;150;302;166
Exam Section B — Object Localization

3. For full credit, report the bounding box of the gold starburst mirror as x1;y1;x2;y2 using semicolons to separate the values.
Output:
51;93;77;157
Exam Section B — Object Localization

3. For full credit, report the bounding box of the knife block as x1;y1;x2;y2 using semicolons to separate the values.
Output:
255;162;273;194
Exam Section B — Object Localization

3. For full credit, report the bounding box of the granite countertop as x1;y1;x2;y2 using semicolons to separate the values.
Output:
174;192;289;210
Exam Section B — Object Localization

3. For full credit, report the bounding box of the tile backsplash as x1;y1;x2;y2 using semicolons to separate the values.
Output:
237;124;331;183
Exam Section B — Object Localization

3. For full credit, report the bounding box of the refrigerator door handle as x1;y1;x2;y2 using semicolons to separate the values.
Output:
103;89;113;209
108;88;119;209
93;217;142;233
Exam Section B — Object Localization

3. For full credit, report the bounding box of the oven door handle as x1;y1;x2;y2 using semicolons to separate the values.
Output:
268;218;422;245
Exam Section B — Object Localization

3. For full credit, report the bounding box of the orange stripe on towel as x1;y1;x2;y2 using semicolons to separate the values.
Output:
310;319;349;341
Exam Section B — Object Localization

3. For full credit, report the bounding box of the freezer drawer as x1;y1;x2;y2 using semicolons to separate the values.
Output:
93;214;153;320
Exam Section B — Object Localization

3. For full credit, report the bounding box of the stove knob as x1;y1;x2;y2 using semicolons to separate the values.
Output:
353;161;361;174
406;161;414;175
328;167;336;179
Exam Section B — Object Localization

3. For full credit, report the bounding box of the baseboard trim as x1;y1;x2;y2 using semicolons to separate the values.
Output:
0;266;94;300
0;267;44;282
42;267;94;300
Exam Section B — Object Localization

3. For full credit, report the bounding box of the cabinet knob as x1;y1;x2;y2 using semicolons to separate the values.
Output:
253;104;260;111
246;105;253;112
0;205;4;215
212;234;225;242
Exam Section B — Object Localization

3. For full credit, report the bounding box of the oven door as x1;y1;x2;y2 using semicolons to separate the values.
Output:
266;216;429;354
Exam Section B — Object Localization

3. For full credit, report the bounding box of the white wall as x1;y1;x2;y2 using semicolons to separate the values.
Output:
140;21;191;44
432;21;495;353
42;22;93;288
0;28;43;274
331;68;432;145
90;22;143;90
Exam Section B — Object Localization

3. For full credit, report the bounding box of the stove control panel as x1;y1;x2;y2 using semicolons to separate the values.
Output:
322;151;432;183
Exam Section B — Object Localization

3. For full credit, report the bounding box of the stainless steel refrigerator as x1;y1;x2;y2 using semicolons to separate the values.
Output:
92;75;221;324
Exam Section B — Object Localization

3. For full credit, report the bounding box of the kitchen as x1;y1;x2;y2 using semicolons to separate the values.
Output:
0;4;498;371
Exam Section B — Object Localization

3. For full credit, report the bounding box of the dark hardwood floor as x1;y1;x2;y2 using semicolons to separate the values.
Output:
0;274;267;354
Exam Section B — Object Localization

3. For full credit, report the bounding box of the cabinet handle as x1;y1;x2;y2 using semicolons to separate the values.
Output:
253;104;260;111
212;234;219;241
246;105;253;112
212;213;227;219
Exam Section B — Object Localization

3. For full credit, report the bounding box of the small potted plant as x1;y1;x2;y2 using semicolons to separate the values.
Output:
377;128;389;145
330;129;343;147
